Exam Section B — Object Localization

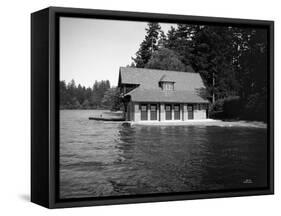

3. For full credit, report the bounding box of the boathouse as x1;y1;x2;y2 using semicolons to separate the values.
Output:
118;67;209;122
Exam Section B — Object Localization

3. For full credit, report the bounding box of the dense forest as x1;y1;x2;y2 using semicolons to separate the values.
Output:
60;22;268;122
60;79;121;110
130;23;268;122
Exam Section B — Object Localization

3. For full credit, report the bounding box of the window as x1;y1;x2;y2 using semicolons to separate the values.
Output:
161;82;174;91
141;105;147;111
188;105;194;119
198;104;206;110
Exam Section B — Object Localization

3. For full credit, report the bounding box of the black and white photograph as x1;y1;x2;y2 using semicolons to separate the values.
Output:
1;0;280;213
59;16;269;200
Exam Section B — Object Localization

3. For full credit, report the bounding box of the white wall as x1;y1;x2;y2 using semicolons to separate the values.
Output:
183;104;188;120
193;110;207;119
134;103;140;121
0;0;280;215
160;104;165;121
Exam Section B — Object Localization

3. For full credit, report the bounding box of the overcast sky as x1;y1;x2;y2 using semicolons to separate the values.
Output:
60;17;175;87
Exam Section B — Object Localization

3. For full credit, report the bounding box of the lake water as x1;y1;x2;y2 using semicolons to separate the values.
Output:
60;110;268;199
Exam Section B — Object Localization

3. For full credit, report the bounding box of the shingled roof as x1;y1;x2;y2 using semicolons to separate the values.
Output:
118;67;209;104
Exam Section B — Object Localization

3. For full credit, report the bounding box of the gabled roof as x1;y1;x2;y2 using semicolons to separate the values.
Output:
119;67;205;91
118;67;209;103
127;89;209;103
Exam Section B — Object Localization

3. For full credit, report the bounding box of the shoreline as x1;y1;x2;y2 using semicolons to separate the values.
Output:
128;119;267;128
60;110;267;128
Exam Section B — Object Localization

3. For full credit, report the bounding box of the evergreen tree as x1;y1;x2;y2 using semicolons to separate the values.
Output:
101;87;122;110
157;30;167;48
59;79;113;110
132;22;162;67
76;84;84;104
166;26;178;50
234;28;268;120
82;99;90;109
190;26;238;102
174;24;199;66
145;48;186;71
59;81;68;108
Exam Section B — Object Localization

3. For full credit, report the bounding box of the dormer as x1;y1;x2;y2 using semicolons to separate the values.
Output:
159;75;175;91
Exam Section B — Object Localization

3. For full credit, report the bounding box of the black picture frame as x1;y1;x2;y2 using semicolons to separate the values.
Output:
31;6;274;209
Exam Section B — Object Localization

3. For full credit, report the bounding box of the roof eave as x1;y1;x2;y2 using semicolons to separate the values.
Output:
130;100;210;103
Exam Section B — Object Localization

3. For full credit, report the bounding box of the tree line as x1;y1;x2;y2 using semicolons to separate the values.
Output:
131;23;268;121
60;79;121;110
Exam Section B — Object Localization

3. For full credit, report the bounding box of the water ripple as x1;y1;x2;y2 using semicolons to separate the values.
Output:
60;110;268;199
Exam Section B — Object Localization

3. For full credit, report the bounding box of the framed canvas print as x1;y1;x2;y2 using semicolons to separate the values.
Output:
31;7;274;208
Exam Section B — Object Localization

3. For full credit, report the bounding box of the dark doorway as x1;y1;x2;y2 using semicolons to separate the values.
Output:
165;105;172;120
140;104;148;120
174;104;180;120
150;104;157;120
188;105;194;119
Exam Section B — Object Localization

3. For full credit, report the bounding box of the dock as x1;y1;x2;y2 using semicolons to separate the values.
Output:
88;117;125;121
88;111;125;121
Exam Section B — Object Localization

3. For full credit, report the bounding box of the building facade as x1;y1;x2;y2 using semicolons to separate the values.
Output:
118;67;209;122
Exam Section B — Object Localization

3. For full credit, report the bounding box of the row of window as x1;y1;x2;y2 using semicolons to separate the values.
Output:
141;104;158;120
140;104;207;111
194;104;208;110
158;81;175;91
162;82;174;91
139;104;205;121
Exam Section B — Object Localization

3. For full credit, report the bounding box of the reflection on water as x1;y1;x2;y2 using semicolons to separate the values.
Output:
60;110;268;199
